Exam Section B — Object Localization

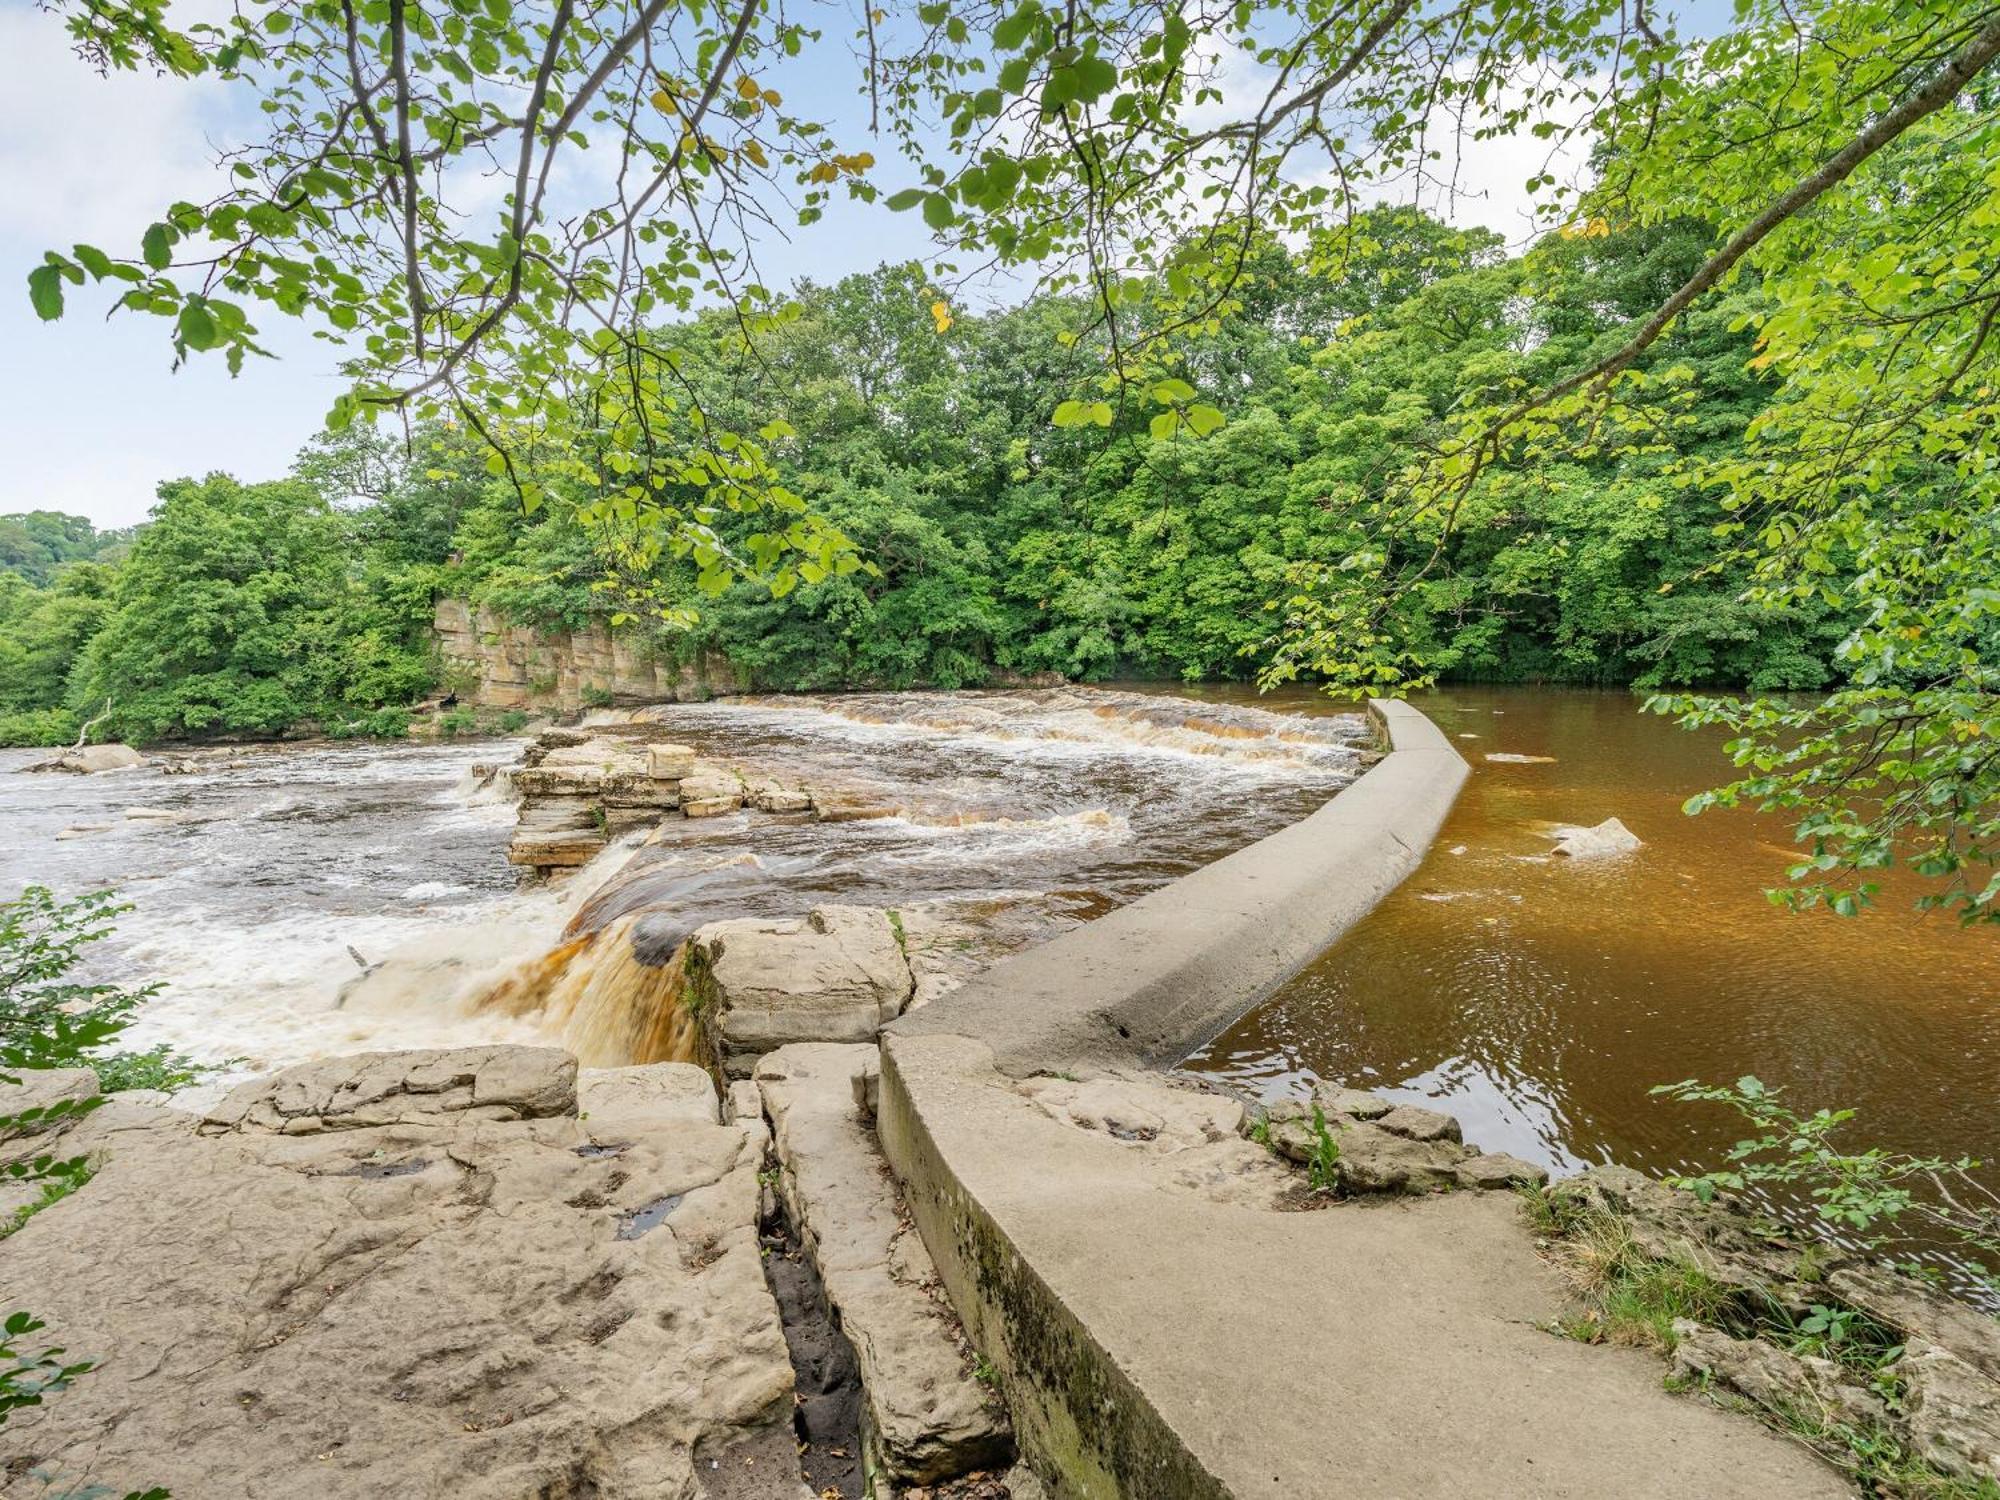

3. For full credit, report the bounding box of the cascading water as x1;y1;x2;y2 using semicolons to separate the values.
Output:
463;686;1374;1067
0;687;1371;1087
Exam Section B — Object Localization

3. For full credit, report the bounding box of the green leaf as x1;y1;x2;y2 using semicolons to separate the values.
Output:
176;301;220;350
885;188;926;212
922;193;955;230
1184;403;1225;437
141;224;174;271
992;2;1039;50
27;265;64;322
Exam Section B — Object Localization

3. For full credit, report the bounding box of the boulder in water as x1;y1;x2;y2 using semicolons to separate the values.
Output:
1551;817;1643;858
30;743;145;774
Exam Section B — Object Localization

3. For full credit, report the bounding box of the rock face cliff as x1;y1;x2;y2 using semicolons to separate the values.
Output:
433;598;738;711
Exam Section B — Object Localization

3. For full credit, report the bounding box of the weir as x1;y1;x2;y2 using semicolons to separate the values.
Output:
874;701;1845;1499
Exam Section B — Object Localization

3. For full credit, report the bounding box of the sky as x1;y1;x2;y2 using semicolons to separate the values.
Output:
0;1;1684;530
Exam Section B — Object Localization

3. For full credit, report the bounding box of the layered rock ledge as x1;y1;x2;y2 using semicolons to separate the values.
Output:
0;1048;808;1499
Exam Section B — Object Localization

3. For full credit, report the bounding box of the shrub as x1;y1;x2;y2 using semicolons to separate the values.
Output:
0;708;80;748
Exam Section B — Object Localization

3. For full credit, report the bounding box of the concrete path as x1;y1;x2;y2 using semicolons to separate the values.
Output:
882;1038;1850;1500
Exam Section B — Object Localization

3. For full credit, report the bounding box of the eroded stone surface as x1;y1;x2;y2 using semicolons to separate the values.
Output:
1257;1086;1544;1196
0;1050;797;1500
690;906;915;1077
1670;1321;1889;1433
754;1044;1011;1485
1904;1339;2000;1483
1017;1075;1242;1149
1549;1167;2000;1487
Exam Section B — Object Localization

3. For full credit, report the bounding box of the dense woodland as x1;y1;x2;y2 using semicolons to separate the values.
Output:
0;213;1846;747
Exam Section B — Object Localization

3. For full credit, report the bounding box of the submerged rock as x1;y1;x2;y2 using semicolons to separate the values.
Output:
1552;817;1643;858
0;1049;801;1499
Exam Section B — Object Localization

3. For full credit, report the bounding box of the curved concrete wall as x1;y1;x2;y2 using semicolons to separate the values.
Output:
890;696;1469;1074
877;700;1472;1497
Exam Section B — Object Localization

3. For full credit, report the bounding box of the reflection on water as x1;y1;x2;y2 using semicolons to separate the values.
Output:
1186;688;2000;1215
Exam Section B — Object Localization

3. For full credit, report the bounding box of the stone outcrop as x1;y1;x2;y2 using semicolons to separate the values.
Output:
688;906;915;1078
504;724;824;877
434;597;738;712
0;1050;812;1499
754;1043;1012;1485
1257;1084;1548;1196
1548;1165;2000;1488
28;743;145;774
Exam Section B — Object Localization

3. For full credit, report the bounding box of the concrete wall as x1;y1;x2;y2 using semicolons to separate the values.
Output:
878;701;1471;1497
890;697;1469;1075
432;598;738;713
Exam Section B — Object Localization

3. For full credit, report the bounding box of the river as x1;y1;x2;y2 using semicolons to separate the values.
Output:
0;687;1367;1081
1185;685;2000;1238
4;684;1994;1221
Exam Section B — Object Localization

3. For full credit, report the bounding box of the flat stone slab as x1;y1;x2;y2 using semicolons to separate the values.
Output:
755;1043;1011;1485
0;1050;802;1499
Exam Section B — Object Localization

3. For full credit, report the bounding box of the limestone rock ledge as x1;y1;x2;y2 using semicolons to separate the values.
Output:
754;1043;1013;1486
0;1048;808;1500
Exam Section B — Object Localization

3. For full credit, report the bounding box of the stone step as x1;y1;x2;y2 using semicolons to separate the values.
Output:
753;1043;1013;1489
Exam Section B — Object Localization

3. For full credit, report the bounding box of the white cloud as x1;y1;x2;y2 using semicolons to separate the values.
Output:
0;8;240;249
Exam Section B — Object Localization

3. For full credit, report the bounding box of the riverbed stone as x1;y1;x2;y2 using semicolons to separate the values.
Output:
30;743;145;774
1552;816;1643;857
743;775;813;814
1454;1150;1549;1190
1375;1103;1463;1143
506;828;607;869
647;742;697;780
680;766;745;818
1670;1320;1890;1433
1331;1119;1468;1193
688;905;916;1076
1317;1085;1393;1120
1903;1339;2000;1483
755;1044;1012;1485
0;1049;799;1499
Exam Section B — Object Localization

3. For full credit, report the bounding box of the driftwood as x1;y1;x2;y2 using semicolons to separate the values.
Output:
72;697;114;749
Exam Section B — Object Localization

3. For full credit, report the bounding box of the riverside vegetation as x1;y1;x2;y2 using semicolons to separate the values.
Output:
3;218;1842;750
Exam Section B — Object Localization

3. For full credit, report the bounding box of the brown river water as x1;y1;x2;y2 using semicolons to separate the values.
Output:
1185;685;2000;1213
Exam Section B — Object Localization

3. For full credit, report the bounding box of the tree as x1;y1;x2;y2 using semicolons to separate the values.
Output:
25;0;2000;909
70;474;434;741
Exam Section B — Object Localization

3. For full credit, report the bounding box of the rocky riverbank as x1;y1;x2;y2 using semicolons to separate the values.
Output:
0;1047;1033;1499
